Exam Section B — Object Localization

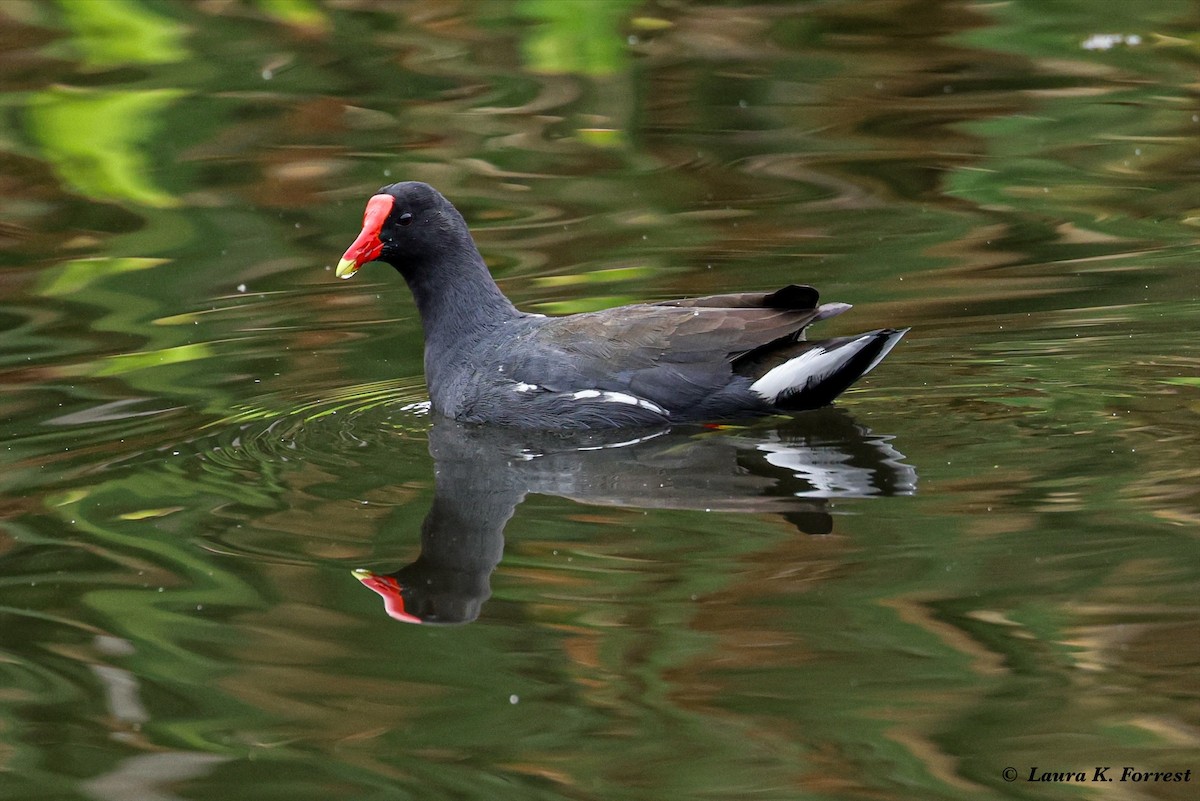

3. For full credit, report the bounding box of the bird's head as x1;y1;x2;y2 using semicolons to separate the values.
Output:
335;181;463;279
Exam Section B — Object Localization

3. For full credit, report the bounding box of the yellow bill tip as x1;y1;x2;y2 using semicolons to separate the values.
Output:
335;258;360;279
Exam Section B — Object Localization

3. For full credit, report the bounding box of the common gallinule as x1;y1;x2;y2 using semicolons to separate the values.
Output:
335;182;905;429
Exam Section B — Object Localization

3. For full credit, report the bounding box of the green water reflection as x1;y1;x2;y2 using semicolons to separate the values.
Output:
1;1;1198;800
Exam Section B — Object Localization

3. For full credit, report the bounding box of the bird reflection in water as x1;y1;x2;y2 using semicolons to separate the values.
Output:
354;409;916;624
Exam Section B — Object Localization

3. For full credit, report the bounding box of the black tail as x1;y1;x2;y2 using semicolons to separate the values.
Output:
750;328;907;410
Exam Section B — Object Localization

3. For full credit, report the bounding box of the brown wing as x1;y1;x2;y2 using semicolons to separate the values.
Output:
549;285;846;358
523;285;851;406
654;284;820;311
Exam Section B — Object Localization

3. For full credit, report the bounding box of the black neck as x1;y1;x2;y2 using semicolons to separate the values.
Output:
397;246;519;353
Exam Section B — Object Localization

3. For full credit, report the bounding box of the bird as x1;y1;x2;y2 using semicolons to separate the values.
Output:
334;181;906;429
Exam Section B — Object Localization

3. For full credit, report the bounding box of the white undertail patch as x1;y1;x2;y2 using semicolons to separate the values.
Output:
749;335;875;403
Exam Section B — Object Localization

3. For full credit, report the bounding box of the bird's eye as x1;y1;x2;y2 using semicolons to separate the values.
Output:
399;212;414;226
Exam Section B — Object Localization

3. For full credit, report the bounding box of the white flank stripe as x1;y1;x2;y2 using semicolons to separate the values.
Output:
749;337;871;402
513;382;539;393
569;389;668;416
600;391;640;406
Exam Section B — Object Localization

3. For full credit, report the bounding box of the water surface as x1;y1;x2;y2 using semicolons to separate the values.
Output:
1;2;1198;799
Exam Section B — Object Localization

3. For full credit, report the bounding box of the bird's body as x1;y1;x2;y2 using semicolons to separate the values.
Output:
335;182;905;430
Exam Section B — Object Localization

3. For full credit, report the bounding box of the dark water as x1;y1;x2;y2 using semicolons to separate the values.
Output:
2;2;1198;799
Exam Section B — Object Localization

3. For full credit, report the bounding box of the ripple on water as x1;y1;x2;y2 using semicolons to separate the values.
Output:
174;378;434;565
201;378;430;473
